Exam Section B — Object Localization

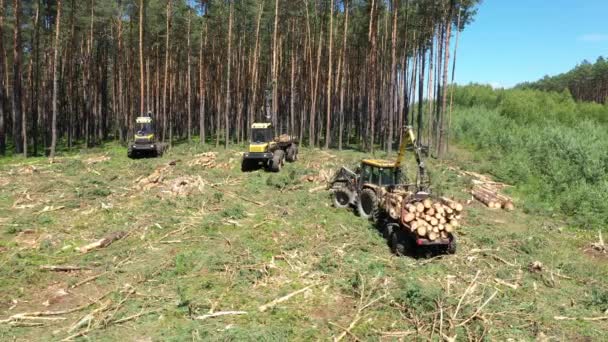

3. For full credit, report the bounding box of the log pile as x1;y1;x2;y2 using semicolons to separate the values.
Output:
274;134;296;143
472;183;514;211
401;197;463;241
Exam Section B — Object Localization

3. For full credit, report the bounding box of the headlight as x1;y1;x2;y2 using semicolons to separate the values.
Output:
150;145;154;148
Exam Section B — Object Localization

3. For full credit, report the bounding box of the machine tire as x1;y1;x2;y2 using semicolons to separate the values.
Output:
127;146;134;159
446;235;457;255
333;188;353;208
269;150;285;172
241;159;250;172
357;188;379;221
390;225;412;256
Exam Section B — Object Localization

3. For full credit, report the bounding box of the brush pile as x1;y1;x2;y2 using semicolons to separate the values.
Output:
187;152;217;168
401;197;463;241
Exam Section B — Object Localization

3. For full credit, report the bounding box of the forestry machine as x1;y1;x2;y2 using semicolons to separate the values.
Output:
128;113;166;158
241;123;299;172
328;126;430;221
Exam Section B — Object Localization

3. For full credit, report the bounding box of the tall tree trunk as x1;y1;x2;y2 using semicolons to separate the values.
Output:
271;0;279;133
12;0;22;154
338;0;349;151
447;7;461;155
324;0;334;149
0;0;6;155
50;0;62;159
249;0;263;134
199;18;207;144
224;1;233;149
388;0;398;154
116;0;124;142
310;27;323;148
186;11;192;141
368;0;377;153
439;4;453;157
31;1;40;156
417;46;425;144
139;0;145;116
162;0;171;142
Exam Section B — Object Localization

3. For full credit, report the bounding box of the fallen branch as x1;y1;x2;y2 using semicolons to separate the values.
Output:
40;265;90;272
554;315;608;321
308;185;326;193
258;284;317;312
457;290;498;327
209;184;264;206
77;231;127;253
329;321;362;341
453;271;480;320
494;278;519;290
113;309;161;324
70;272;107;289
194;311;248;321
333;316;362;342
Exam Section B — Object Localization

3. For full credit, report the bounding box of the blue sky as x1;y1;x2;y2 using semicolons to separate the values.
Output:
455;0;608;88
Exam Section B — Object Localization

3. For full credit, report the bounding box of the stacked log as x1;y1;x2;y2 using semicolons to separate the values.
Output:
472;184;514;211
401;197;463;241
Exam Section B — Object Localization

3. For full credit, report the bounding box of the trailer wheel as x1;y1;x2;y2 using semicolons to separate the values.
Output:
270;150;285;172
357;188;379;221
333;188;353;208
446;235;457;255
390;225;412;256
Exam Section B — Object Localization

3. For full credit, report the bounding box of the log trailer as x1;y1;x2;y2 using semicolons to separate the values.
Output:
328;126;458;256
128;115;166;158
241;123;299;172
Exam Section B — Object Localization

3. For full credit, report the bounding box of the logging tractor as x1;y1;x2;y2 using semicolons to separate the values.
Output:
328;126;459;256
128;115;166;158
241;123;299;172
328;126;430;221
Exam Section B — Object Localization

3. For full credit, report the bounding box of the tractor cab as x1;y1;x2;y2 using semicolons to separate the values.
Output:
250;123;274;145
128;115;165;158
135;116;155;143
359;159;401;188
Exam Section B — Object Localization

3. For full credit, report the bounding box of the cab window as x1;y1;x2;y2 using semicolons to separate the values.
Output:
379;168;397;186
251;128;273;143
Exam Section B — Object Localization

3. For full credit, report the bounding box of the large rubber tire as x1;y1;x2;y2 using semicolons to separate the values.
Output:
357;188;379;221
286;144;298;162
269;150;285;172
127;146;134;159
241;159;252;172
390;224;412;256
446;235;457;255
333;188;353;208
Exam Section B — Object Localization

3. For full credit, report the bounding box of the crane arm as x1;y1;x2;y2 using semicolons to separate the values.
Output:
394;126;428;191
394;126;416;169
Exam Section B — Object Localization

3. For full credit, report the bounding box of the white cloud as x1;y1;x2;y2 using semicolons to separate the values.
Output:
578;34;608;42
490;82;505;89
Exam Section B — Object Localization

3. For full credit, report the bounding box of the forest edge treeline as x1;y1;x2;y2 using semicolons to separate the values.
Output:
0;0;480;158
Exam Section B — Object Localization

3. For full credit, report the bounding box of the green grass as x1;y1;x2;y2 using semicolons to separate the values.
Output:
0;143;606;341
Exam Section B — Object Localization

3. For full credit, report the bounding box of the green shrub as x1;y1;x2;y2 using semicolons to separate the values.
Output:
452;86;608;228
221;203;246;219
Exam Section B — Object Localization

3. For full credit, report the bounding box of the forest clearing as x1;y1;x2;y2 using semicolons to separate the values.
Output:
1;0;608;340
1;143;607;341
